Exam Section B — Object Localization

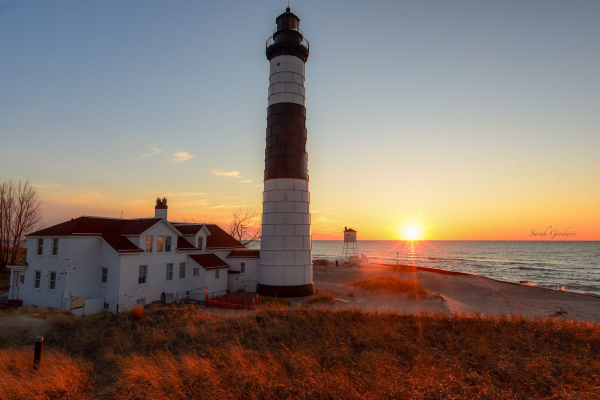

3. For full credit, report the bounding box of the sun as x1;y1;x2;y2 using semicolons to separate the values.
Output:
405;227;419;240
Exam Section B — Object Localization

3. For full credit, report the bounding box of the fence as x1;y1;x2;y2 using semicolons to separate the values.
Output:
206;294;258;310
71;297;105;316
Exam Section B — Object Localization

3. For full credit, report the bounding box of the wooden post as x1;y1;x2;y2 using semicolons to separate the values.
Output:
33;336;43;370
205;286;208;305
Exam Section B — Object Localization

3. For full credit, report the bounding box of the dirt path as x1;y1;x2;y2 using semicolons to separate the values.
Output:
0;315;53;345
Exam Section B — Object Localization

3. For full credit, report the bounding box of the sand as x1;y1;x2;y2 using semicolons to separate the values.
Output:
308;262;600;322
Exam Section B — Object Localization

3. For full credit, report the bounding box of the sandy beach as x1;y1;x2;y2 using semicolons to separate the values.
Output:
303;262;600;322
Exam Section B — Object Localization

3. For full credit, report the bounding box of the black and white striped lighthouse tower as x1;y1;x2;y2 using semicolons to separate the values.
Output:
258;7;314;297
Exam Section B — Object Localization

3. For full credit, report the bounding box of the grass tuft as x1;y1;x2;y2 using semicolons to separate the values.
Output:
312;259;329;266
306;292;335;304
259;297;292;307
350;276;428;298
387;264;418;273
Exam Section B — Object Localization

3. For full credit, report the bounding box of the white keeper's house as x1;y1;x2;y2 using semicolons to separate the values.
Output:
6;198;259;313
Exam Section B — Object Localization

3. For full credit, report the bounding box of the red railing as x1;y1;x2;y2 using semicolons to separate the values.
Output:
205;294;259;310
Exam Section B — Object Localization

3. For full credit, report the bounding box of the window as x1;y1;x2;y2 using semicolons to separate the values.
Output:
166;263;173;281
241;262;246;273
101;268;108;283
37;239;43;255
215;269;220;279
193;268;200;276
197;237;203;250
166;293;173;302
165;236;172;252
145;236;153;252
48;272;56;290
179;263;186;279
34;271;41;289
157;236;164;252
137;298;146;305
52;238;59;256
138;266;147;284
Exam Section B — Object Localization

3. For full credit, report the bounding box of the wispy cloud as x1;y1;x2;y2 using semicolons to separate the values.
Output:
241;180;252;183
173;152;196;163
211;169;242;178
133;146;161;161
31;183;62;188
254;184;262;187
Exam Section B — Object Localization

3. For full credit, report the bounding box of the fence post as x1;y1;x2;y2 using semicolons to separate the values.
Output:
33;336;43;370
205;286;208;306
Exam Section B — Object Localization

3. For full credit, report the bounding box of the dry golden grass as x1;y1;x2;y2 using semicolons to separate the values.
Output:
350;276;429;298
306;292;335;304
0;348;93;400
29;305;598;399
312;259;329;266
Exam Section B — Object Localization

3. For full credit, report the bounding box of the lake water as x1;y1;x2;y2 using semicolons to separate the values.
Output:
253;241;600;296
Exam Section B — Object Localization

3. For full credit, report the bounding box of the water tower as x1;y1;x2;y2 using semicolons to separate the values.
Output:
342;227;359;262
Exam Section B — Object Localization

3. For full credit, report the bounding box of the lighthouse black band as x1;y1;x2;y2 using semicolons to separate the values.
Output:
257;282;315;298
264;102;308;181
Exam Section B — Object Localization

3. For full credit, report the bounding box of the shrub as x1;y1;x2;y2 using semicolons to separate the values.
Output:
0;348;92;399
312;259;329;266
131;305;144;320
350;276;428;298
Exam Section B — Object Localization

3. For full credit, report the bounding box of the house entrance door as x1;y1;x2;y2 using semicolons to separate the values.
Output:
14;272;24;299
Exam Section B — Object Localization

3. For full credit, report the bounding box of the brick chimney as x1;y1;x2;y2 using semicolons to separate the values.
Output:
155;197;168;219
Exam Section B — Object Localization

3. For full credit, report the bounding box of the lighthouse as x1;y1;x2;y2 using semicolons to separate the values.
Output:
258;7;314;297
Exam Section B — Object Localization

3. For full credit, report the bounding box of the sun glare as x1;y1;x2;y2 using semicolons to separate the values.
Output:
405;227;419;240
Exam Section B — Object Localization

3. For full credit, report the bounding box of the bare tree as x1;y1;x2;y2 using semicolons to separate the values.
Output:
0;178;44;266
229;207;262;246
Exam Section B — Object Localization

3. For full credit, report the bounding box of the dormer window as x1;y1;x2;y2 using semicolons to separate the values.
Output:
197;237;203;250
165;237;172;252
145;236;153;252
157;236;164;252
37;239;44;255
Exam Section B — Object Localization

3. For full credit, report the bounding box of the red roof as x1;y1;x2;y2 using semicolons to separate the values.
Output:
172;223;245;249
26;217;163;253
344;228;356;232
227;250;260;259
176;236;196;250
205;224;245;249
189;254;229;270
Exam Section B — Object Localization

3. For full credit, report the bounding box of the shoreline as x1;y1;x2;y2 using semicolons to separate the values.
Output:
373;262;600;299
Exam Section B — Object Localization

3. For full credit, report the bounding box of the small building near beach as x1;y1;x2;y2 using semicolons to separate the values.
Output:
6;198;259;313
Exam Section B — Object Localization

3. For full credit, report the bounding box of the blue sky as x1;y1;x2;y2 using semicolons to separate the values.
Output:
1;0;599;239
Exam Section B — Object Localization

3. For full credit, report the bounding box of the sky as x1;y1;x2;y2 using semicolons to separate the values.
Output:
0;0;599;240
